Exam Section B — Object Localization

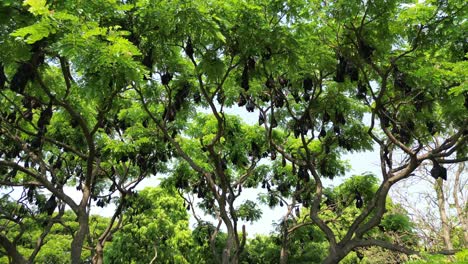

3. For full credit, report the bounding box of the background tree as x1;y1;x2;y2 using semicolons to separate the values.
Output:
392;161;468;252
104;187;195;264
0;209;110;264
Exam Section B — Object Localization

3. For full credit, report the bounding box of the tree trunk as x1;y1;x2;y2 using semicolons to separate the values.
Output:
435;178;453;250
279;243;289;264
149;244;158;264
71;210;90;264
92;242;104;264
222;231;238;264
453;162;468;247
322;246;348;264
279;224;289;264
218;195;239;264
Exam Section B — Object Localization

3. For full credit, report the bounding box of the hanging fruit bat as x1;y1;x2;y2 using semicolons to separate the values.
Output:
238;94;247;107
393;67;411;93
263;47;272;60
185;37;194;58
323;112;330;123
335;111;346;125
270;150;276;160
345;62;359;82
335;56;346;83
11;63;34;94
142;48;154;69
293;126;300;138
44;195;57;216
221;157;228;170
274;94;284;108
426;121;436;135
303;77;313;91
161;72;173;85
241;66;249;91
333;125;340;135
430;159;447;180
0;64;6;89
11;42;45;94
319;127;326;138
193;91;201;104
355;192;363;208
278;76;289;87
292;91;301;103
247;57;256;70
357;81;367;99
358;38;375;61
271;115;278;128
260;93;270;102
298;166;310;182
163;106;176;122
37;103;53;128
265;77;275;89
258;112;265;126
246;98;255;112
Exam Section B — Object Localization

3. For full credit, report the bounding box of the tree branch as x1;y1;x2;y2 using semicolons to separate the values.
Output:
352;238;419;256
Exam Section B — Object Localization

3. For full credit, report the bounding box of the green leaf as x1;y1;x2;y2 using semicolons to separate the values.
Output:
23;0;49;16
10;20;54;44
214;31;226;43
52;11;79;22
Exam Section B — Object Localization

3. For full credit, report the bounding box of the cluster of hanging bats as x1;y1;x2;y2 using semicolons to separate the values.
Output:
2;33;466;218
160;36;461;213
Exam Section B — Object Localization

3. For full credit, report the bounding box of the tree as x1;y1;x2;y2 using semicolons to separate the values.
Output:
1;1;169;263
392;161;468;252
104;187;195;264
1;186;197;264
1;0;467;263
132;0;467;263
255;174;418;263
0;209;109;264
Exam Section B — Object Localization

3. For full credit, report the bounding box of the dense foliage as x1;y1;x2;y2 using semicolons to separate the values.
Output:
0;0;466;263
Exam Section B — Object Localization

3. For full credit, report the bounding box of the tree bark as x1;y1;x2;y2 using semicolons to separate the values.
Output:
92;242;103;264
279;239;289;264
279;221;289;264
149;244;158;264
322;245;347;264
71;209;90;264
435;178;453;250
222;230;238;264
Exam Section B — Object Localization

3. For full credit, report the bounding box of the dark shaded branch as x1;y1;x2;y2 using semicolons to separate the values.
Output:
29;206;66;262
352;238;419;256
0;234;28;264
0;160;79;211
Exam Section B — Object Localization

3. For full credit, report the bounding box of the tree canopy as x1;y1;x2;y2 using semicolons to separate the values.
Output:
0;0;467;263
